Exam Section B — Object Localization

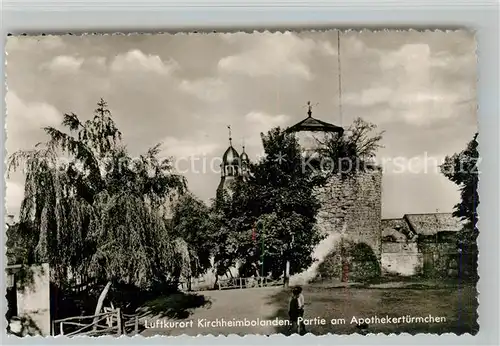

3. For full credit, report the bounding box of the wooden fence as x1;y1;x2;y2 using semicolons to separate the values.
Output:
122;313;140;335
52;308;140;337
216;277;283;290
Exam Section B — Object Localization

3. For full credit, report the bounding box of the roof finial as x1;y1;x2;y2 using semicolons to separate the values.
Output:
305;101;318;118
242;137;245;152
227;125;232;146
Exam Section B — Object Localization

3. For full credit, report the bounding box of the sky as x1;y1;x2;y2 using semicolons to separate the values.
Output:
5;30;477;219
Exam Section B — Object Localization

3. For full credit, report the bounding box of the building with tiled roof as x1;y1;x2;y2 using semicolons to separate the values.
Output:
381;212;463;277
404;213;462;236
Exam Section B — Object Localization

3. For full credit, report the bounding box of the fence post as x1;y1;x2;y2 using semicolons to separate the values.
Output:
116;309;122;336
134;315;139;335
60;322;64;336
239;278;242;289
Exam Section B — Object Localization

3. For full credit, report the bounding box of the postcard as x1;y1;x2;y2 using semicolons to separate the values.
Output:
4;30;478;337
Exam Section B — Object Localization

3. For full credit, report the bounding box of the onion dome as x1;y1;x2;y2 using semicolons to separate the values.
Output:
240;146;249;163
220;125;241;178
223;146;240;165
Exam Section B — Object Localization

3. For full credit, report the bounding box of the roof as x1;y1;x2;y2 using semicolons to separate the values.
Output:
285;115;344;134
222;146;240;166
404;213;463;236
381;218;414;240
381;218;411;234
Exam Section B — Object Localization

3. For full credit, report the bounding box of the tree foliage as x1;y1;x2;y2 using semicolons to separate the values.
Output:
317;117;385;177
440;133;480;247
171;193;214;279
213;127;323;278
7;99;189;290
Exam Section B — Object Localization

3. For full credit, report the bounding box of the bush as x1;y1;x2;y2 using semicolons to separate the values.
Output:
316;241;380;282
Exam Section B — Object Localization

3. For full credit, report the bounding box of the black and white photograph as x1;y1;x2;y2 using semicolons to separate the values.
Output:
4;30;478;337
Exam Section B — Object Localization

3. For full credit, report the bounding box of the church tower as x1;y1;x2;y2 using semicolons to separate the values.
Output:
240;140;250;181
217;126;241;199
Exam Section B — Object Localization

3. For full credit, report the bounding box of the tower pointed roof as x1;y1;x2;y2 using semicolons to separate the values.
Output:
222;125;240;165
240;138;249;162
285;101;344;134
223;146;240;165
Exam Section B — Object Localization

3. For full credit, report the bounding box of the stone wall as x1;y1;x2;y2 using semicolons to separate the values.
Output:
317;167;383;258
380;232;460;278
381;242;423;276
314;167;383;281
418;237;459;278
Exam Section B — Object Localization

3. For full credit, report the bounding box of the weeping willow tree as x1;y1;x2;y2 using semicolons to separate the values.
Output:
7;99;191;316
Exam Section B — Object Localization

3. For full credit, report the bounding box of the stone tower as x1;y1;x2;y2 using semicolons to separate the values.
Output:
286;102;383;281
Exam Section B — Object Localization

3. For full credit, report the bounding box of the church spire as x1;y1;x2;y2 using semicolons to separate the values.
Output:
227;125;232;146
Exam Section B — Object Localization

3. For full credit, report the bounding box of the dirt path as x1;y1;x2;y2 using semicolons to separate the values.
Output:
140;286;283;336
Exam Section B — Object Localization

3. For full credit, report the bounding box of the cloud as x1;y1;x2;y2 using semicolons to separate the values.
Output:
5;92;62;156
87;56;107;68
45;55;84;73
6;91;62;131
160;136;220;158
381;43;476;73
217;32;336;79
243;111;291;146
380;44;432;70
344;87;393;107
110;49;179;75
245;111;290;129
179;78;228;102
345;87;474;126
319;41;337;56
343;42;475;126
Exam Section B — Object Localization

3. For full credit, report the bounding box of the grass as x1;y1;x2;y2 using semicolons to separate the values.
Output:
268;284;478;335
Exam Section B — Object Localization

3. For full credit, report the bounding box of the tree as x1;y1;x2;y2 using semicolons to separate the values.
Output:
6;221;40;290
440;133;479;278
170;193;214;289
213;127;324;279
7;99;190;317
440;133;479;232
317;117;385;177
208;189;250;282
